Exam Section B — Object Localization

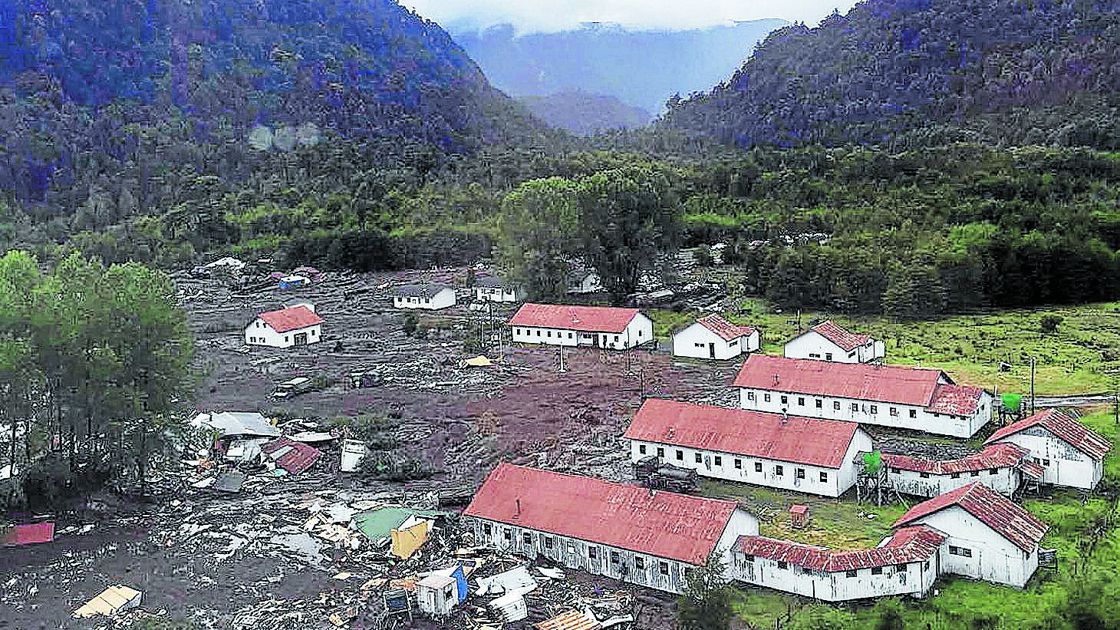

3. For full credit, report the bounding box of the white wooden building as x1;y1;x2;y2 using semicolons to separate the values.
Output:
393;284;457;310
245;304;323;348
784;321;885;363
893;482;1049;587
463;463;759;594
624;399;872;497
508;303;654;350
472;276;519;303
985;409;1112;490
735;355;993;438
731;525;945;602
567;269;602;295
672;314;760;360
883;443;1041;498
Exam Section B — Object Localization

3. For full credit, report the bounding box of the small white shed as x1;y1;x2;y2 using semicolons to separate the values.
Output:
416;574;458;617
393;285;457;310
673;314;760;360
473;276;519;303
783;320;884;363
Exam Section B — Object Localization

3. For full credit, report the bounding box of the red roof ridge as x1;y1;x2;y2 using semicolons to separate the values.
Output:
882;442;1029;475
508;303;642;334
985;409;1111;461
257;305;324;333
893;482;1048;552
806;320;871;352
734;525;943;572
695;314;756;342
733;355;951;408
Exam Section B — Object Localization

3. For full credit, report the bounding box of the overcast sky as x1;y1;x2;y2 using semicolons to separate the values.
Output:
401;0;860;33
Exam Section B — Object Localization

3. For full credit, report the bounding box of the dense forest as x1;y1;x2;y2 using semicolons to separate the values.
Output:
663;0;1120;149
519;91;652;136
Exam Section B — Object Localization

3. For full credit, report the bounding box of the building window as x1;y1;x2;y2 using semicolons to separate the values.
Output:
764;393;771;402
547;331;552;338
870;405;878;414
989;468;998;475
796;468;805;479
657;447;665;458
848;352;856;358
815;399;823;409
951;473;961;479
747;392;756;401
483;524;492;536
523;533;532;545
735;459;742;469
568;332;573;339
971;471;980;477
820;471;828;483
544;537;554;549
798;397;805;406
949;546;973;558
924;560;930;571
610;551;620;565
833;401;841;410
639;444;647;455
871;567;883;575
846;570;857;578
742;554;755;562
589;546;598;559
635;557;645;570
754;462;763;473
695;453;702;464
659;562;669;576
909;409;917;418
714;456;722;466
1043;459;1051;466
775;465;784;476
851;403;859;412
777;561;788;569
676;450;684;461
825;353;833;361
890;407;899;417
503;528;512;541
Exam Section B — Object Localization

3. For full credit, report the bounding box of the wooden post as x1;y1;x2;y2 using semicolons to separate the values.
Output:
1030;356;1036;415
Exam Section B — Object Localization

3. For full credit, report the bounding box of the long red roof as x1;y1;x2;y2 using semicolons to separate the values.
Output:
805;321;870;352
624;399;862;468
463;464;741;565
695;314;756;342
883;443;1029;475
733;355;955;408
894;482;1048;552
508;303;641;334
258;305;323;333
985;409;1112;461
2;522;55;546
733;525;944;572
928;384;986;415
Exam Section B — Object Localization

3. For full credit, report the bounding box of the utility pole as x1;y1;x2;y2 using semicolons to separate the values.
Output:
558;343;567;373
1030;356;1036;415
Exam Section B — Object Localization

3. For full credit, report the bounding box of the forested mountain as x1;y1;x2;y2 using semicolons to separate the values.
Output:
663;0;1120;149
520;92;652;136
452;20;786;114
0;0;546;223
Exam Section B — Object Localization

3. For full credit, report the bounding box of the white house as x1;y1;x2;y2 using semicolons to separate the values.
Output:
672;314;760;360
473;276;519;303
883;443;1040;498
985;409;1112;490
893;482;1049;588
735;355;993;438
731;525;945;602
245;305;323;348
393;284;457;310
567;269;602;295
463;463;759;594
784;321;885;364
624;399;872;497
508;303;654;350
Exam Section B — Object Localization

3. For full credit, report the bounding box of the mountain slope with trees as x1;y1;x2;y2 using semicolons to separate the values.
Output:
662;0;1120;148
520;91;652;136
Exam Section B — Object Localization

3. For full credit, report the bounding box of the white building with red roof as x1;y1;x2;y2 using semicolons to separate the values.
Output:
735;355;993;438
985;409;1112;490
730;525;945;601
672;314;760;360
245;304;323;348
624;399;872;497
463;463;758;594
508;303;653;350
784;320;885;364
894;482;1049;587
884;443;1041;498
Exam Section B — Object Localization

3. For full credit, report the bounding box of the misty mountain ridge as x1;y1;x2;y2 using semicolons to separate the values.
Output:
519;91;652;136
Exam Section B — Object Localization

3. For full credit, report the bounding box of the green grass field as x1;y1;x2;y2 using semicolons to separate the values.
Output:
650;299;1120;396
708;410;1120;629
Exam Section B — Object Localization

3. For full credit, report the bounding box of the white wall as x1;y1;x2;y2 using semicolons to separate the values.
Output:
672;323;756;360
739;388;992;439
992;429;1103;490
629;432;871;497
783;331;884;363
244;319;322;348
886;466;1021;498
567;273;602;294
730;552;935;602
474;286;518;303
511;313;653;350
393;288;457;310
910;506;1039;587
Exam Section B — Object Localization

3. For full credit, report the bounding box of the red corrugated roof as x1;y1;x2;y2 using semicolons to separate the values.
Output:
258;305;323;334
2;522;55;546
928;384;986;416
695;315;756;342
508;303;641;334
806;321;870;352
883;443;1029;475
985;409;1111;461
893;482;1048;552
733;355;947;407
463;464;741;565
1019;458;1045;480
262;438;322;475
624;399;862;468
734;525;943;572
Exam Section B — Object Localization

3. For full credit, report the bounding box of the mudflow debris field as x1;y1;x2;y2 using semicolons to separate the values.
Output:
0;269;739;629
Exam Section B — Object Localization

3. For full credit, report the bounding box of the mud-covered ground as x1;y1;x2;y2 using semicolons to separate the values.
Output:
1;269;739;629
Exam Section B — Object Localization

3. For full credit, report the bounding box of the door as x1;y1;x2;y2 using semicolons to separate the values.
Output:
294;332;308;345
709;343;716;359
